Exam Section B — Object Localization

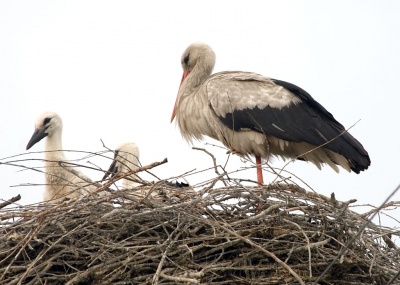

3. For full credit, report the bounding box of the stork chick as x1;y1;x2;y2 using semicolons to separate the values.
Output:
26;111;97;202
102;142;141;189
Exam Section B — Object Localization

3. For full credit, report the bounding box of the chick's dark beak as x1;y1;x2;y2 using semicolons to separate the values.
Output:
26;128;48;150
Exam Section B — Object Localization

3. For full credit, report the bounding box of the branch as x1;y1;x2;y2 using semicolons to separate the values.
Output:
192;147;228;186
0;195;21;209
314;183;400;283
96;158;168;193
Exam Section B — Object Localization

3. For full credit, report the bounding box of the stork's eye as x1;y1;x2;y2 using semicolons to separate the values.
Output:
184;54;190;65
43;117;51;126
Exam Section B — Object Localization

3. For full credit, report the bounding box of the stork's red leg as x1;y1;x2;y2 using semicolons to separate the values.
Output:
256;155;264;185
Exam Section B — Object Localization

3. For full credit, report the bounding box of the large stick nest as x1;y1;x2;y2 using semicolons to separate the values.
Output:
0;163;399;284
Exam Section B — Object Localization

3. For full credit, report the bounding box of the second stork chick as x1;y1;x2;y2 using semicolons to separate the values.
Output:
102;142;141;189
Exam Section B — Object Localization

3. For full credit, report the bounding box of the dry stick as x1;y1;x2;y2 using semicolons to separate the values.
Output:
369;225;398;250
1;160;49;179
96;158;168;193
17;223;85;285
192;147;228;186
54;149;109;162
314;183;400;284
66;160;150;192
0;222;46;282
230;203;283;226
199;218;306;285
231;227;305;284
284;219;312;277
199;173;228;195
65;254;134;285
387;269;400;285
369;251;377;277
201;143;274;185
101;197;203;220
17;149;107;173
9;160;97;200
8;158;99;201
60;162;103;188
159;271;200;284
37;251;65;284
361;200;400;218
142;181;162;200
271;167;317;193
0;195;21;209
152;217;183;285
286;238;331;255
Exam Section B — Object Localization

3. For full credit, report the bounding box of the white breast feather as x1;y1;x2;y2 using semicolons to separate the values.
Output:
177;87;218;143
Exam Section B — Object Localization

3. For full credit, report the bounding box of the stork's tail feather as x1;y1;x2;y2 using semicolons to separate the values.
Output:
340;133;371;174
348;155;371;174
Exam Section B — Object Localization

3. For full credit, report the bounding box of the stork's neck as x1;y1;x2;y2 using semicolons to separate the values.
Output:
178;61;213;101
44;130;66;161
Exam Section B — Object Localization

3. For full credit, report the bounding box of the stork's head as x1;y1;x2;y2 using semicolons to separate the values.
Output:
180;42;216;74
26;111;63;150
171;42;216;122
102;142;140;180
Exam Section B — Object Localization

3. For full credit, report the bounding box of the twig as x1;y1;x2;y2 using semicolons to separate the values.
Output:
284;219;312;277
152;216;182;284
159;272;200;284
0;195;21;209
192;147;228;186
361;200;400;218
96;158;168;193
220;223;306;285
313;183;400;284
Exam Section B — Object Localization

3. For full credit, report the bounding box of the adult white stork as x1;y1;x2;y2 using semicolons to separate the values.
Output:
102;142;142;189
26;111;97;202
171;43;370;184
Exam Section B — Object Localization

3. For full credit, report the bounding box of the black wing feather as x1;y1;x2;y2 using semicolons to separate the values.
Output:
218;79;370;173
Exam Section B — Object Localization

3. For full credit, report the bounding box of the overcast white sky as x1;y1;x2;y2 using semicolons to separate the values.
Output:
1;1;399;227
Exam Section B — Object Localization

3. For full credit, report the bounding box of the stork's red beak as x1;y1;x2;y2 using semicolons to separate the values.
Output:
170;69;190;123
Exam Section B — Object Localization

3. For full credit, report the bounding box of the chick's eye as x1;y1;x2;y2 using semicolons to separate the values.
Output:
43;117;51;126
183;54;190;65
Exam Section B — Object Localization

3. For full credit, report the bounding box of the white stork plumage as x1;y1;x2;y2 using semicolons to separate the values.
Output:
171;42;371;184
102;142;141;189
26;111;97;202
